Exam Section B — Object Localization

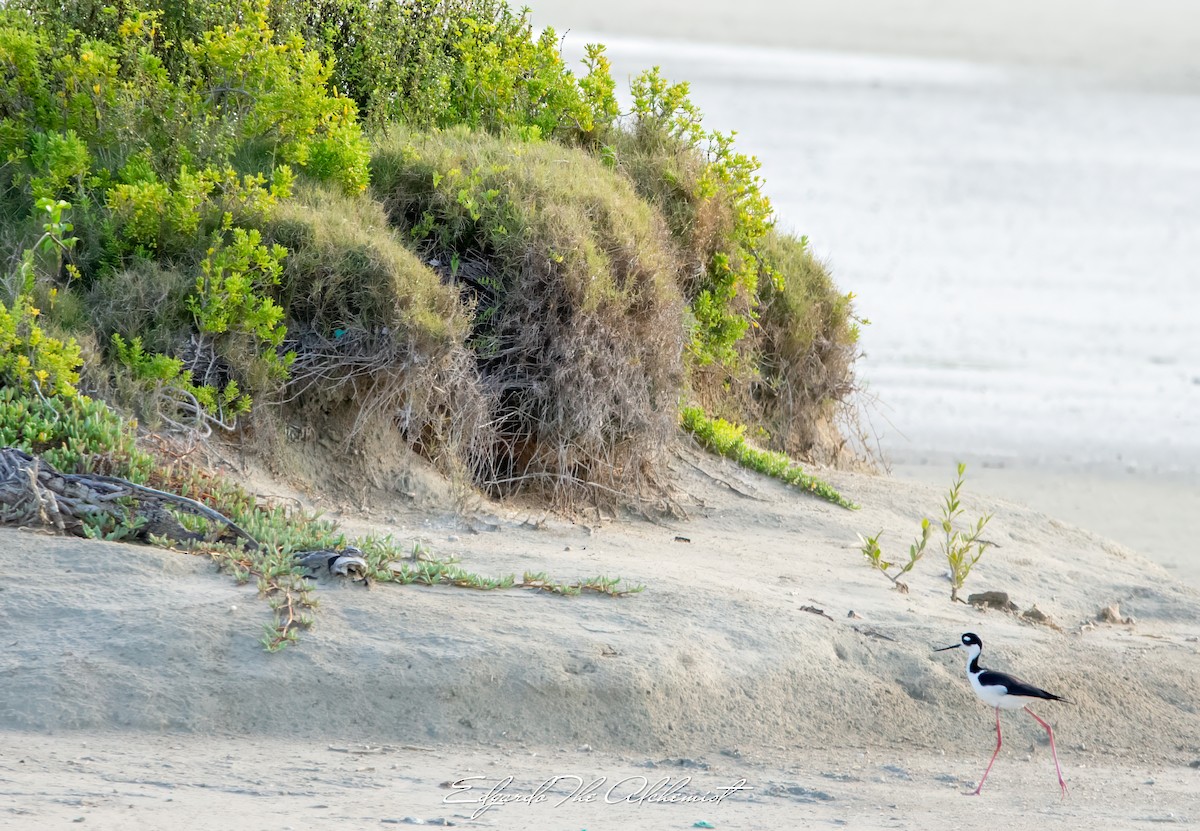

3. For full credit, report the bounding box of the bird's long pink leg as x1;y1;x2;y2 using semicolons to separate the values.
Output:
970;706;1003;795
1024;706;1068;798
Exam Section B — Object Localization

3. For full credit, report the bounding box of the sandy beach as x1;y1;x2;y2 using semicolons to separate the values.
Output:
5;3;1200;828
4;458;1200;828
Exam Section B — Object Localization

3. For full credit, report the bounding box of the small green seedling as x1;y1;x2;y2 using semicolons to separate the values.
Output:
857;462;993;599
859;517;932;592
940;462;994;601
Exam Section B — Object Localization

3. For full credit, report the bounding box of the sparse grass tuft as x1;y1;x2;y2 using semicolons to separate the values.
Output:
681;405;856;509
521;571;645;597
353;535;641;597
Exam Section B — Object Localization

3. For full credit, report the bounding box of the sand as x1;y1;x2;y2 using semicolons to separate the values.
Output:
3;453;1200;828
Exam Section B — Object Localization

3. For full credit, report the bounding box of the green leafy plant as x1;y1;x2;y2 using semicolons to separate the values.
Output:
111;332;249;430
681;405;856;509
275;0;619;142
1;199;83;399
940;462;994;601
14;197;80;292
0;387;154;479
0;293;82;399
108;164;293;254
183;8;370;193
82;511;148;542
185;226;294;413
627;68;775;369
856;463;993;599
858;518;932;592
203;539;320;652
189;228;288;349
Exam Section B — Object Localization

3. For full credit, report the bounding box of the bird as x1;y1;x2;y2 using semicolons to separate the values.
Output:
935;632;1068;797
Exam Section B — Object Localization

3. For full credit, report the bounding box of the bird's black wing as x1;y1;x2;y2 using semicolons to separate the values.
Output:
977;670;1068;702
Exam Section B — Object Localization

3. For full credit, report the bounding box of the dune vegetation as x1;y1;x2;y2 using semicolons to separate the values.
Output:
1;0;861;516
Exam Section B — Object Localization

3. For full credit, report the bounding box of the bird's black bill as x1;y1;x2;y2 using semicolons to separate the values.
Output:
933;644;960;652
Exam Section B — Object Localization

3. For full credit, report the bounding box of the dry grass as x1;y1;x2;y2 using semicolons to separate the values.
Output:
258;183;494;478
85;260;194;356
603;127;732;306
750;231;859;461
605;128;860;464
371;127;687;508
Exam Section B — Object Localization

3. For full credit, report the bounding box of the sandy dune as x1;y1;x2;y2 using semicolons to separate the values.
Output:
3;454;1199;827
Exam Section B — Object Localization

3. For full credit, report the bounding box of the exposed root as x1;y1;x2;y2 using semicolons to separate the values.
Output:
0;447;259;549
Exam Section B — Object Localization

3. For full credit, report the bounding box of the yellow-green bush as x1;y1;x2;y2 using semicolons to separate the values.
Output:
615;69;777;370
680;405;855;508
0;293;82;399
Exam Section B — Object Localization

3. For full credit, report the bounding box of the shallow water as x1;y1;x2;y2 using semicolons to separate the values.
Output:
563;34;1200;480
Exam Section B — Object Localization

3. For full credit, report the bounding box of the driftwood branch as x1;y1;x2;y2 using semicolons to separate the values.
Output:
0;447;260;550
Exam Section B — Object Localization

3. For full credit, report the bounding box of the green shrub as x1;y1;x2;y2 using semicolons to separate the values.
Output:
268;0;619;142
182;9;370;193
174;225;293;416
1;4;368;256
373;128;685;503
0;293;82;398
107;164;294;255
1;198;82;398
189;228;288;354
618;68;776;370
607;73;863;462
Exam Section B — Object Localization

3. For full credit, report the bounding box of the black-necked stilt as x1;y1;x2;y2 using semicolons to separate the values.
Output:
935;632;1068;797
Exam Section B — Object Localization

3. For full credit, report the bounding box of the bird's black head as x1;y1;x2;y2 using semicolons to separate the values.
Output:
934;631;983;652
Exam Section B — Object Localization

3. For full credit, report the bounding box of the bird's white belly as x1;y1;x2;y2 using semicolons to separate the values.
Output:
970;673;1027;709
